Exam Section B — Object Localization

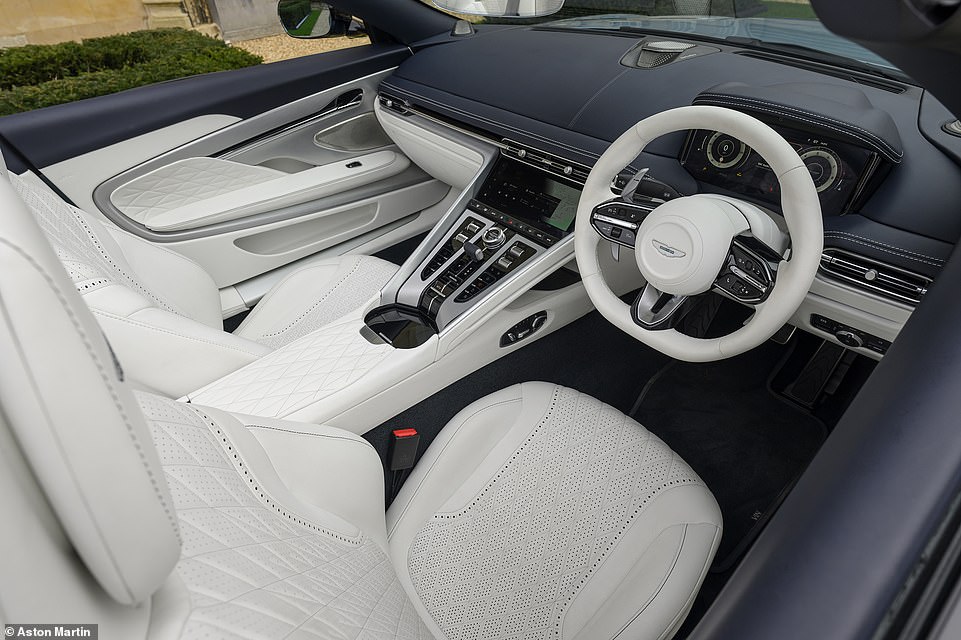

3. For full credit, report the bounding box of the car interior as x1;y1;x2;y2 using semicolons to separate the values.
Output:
3;0;961;638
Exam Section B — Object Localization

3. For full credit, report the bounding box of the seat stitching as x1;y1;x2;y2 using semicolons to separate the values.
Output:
184;404;364;546
608;525;687;640
386;395;529;539
259;258;363;339
91;309;269;357
0;238;181;541
244;424;372;447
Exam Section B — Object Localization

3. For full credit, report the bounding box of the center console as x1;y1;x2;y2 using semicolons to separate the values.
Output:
367;155;582;343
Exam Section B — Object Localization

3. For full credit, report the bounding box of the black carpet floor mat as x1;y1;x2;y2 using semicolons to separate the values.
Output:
631;341;827;570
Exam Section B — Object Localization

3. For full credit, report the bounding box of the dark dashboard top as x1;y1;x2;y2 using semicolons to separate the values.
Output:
382;25;961;277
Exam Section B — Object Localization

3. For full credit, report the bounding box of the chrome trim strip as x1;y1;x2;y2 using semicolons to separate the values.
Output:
819;247;931;306
220;90;364;159
593;213;639;229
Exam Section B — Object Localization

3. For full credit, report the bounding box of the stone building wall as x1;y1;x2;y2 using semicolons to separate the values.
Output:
2;0;145;46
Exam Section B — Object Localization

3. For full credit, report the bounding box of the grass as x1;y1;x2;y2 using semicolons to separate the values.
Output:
288;9;322;37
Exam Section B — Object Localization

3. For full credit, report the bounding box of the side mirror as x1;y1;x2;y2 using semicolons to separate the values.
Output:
278;0;333;38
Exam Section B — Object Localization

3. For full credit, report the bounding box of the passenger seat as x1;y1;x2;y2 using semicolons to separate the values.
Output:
0;153;398;397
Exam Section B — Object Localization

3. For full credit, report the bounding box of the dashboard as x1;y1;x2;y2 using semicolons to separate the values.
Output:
681;125;881;216
376;22;961;356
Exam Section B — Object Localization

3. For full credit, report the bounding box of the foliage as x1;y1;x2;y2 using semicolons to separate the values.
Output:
278;0;314;30
0;29;262;116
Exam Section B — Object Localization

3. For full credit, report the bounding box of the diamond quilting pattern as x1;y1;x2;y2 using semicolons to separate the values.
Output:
407;386;702;639
189;317;392;417
138;393;434;640
10;174;182;314
110;157;283;221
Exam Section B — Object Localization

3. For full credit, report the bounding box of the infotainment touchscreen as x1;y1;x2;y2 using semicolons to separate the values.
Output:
476;158;581;237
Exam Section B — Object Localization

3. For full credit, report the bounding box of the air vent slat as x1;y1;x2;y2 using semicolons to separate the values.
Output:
820;248;931;306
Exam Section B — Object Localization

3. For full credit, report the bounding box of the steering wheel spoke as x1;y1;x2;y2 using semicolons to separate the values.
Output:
712;238;777;305
589;199;654;248
631;283;691;330
574;105;822;361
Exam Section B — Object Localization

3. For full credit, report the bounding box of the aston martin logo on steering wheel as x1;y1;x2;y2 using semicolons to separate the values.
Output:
652;239;687;258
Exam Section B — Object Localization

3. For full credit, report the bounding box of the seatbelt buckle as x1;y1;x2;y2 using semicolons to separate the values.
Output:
388;428;420;471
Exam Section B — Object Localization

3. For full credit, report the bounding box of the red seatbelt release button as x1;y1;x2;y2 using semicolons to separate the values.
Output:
389;428;420;471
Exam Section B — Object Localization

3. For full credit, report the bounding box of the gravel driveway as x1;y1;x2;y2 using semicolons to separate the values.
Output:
232;34;371;63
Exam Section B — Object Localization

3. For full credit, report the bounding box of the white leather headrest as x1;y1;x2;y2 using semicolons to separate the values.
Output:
0;176;181;604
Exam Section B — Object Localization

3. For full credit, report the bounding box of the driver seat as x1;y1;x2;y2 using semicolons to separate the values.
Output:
0;158;722;639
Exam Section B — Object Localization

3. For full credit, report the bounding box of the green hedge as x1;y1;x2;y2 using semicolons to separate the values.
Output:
0;29;262;116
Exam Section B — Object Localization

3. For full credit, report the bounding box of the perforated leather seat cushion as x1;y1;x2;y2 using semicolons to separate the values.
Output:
388;382;723;640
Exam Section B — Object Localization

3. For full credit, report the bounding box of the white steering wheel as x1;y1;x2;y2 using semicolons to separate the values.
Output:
574;105;824;362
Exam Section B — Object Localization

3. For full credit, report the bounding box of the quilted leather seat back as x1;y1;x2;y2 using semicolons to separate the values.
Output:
0;169;181;605
141;394;435;639
9;174;191;318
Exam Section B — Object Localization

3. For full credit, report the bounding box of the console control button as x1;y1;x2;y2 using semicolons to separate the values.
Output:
483;226;507;250
835;330;863;348
810;314;891;354
500;311;549;347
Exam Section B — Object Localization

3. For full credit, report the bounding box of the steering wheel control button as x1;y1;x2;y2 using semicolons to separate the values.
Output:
717;274;761;300
591;201;653;248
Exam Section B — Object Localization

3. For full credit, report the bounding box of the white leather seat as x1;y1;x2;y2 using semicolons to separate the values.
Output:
1;153;398;397
0;163;723;639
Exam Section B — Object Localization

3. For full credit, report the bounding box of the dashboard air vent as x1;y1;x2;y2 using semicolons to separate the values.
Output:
501;140;591;184
820;248;931;306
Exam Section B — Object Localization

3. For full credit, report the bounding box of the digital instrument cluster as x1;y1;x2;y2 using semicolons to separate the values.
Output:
681;124;880;216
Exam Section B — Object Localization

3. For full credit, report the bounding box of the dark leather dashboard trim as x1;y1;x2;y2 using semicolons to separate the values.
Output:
694;82;904;162
823;214;952;279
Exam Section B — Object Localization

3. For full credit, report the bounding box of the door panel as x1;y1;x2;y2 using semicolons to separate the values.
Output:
0;45;452;298
0;45;410;168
